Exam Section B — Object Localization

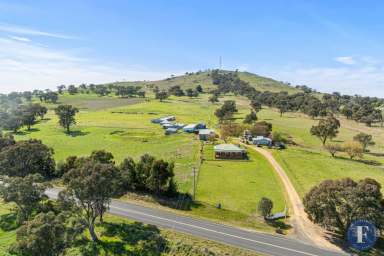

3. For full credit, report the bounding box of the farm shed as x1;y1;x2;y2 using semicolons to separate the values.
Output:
252;136;272;146
183;122;206;133
198;129;214;141
165;128;178;135
151;116;175;124
214;144;247;159
183;124;197;133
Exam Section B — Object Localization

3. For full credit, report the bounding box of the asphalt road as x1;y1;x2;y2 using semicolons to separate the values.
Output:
46;188;347;256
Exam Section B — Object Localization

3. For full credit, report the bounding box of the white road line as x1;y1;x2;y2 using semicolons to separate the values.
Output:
110;205;326;256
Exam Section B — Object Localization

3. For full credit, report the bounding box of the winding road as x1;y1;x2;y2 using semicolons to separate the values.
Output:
46;188;346;256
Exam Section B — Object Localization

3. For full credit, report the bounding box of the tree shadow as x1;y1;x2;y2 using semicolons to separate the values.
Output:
357;159;383;166
128;191;193;211
266;219;292;232
14;131;27;135
367;152;384;157
330;139;344;143
25;128;40;133
0;212;19;231
335;156;382;166
98;221;167;255
67;130;90;137
110;130;125;135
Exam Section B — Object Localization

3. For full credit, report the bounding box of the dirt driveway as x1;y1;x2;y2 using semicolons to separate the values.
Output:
246;145;342;252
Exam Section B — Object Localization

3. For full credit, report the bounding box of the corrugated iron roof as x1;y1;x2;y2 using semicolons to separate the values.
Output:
214;144;245;152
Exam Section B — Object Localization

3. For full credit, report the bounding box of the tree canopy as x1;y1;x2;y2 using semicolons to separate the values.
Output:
0;174;47;224
54;105;79;133
62;159;121;241
0;139;55;178
310;116;340;145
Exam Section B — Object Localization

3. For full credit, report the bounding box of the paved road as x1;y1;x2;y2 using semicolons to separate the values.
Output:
246;145;341;252
46;188;347;256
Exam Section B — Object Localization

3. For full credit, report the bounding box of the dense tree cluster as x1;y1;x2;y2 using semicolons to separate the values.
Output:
0;99;47;132
57;83;146;98
115;85;145;98
0;138;56;178
168;85;185;96
0;141;181;247
0;174;47;224
220;121;272;141
215;100;238;121
304;178;384;237
34;90;59;103
211;70;384;126
58;151;178;198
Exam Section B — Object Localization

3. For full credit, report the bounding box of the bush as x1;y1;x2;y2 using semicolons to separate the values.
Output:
257;197;273;219
343;141;364;159
272;131;288;143
324;143;342;157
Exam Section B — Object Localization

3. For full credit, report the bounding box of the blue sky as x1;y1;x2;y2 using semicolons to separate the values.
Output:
0;1;383;96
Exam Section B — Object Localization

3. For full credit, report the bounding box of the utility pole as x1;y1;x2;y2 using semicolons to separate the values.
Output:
219;56;222;70
193;167;196;200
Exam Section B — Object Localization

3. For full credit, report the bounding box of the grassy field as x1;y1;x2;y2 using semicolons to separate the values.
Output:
14;94;219;193
0;202;260;256
255;108;384;198
197;144;286;215
0;204;16;256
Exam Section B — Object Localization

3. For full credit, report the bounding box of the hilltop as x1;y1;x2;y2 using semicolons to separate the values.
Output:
108;70;302;94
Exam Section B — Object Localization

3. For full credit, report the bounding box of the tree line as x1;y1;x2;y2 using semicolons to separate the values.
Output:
56;83;146;98
210;70;384;126
153;84;203;102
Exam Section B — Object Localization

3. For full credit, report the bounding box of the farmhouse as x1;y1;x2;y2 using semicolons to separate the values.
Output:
214;144;247;159
198;129;214;141
252;136;272;146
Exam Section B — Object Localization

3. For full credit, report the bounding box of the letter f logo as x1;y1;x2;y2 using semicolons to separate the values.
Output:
356;226;369;243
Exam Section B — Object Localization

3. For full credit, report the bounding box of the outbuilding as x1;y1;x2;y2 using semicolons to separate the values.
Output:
252;136;272;146
214;144;247;159
165;128;178;135
151;116;175;124
183;122;206;133
198;129;214;141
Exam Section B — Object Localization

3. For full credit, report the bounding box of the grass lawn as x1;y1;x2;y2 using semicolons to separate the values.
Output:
13;94;218;193
196;144;286;215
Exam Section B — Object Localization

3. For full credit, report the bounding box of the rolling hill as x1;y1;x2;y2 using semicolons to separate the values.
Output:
108;70;302;94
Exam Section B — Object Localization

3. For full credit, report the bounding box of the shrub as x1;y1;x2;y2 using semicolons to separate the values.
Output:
324;143;342;157
257;197;273;219
343;141;364;159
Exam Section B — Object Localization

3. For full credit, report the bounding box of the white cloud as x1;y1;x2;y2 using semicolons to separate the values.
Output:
334;56;356;65
0;38;175;93
0;23;75;39
9;35;31;42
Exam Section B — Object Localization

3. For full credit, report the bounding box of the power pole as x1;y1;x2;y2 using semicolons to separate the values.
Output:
193;167;196;200
219;56;222;70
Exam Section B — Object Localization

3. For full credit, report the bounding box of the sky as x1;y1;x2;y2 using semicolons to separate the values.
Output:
0;0;383;97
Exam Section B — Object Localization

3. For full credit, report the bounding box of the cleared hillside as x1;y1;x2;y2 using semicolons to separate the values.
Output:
109;70;301;94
